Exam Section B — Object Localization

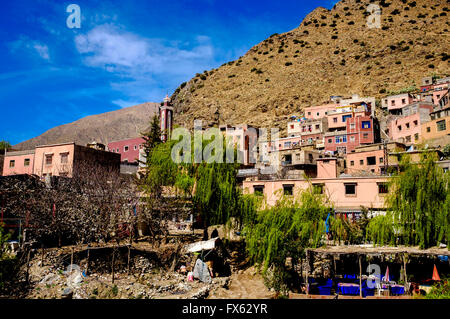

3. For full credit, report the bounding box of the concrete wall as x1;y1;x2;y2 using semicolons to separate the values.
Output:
34;144;76;177
2;151;35;176
107;137;145;163
243;176;389;209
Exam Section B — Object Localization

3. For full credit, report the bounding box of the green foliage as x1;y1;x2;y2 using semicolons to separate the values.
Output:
367;154;450;248
442;144;450;159
425;280;450;299
0;224;16;290
141;114;162;168
0;141;11;151
244;187;331;272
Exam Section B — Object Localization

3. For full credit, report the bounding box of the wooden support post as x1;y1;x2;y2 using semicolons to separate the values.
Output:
26;248;31;283
127;245;131;275
41;243;44;267
111;248;115;284
86;247;90;276
359;255;362;298
70;246;74;269
403;254;408;293
305;249;309;296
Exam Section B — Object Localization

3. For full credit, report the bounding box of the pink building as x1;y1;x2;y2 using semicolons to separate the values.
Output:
324;115;378;154
382;93;415;113
108;137;145;163
3;142;120;178
387;103;433;144
304;104;339;120
219;124;259;166
243;157;389;215
2;150;35;176
433;83;449;106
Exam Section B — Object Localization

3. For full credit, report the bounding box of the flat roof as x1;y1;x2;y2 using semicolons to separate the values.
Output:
308;245;450;257
4;149;35;156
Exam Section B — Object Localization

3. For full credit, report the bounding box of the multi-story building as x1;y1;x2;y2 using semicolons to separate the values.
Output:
421;91;450;141
303;104;339;120
243;157;389;218
219;124;259;167
324;114;379;154
387;102;434;145
2;142;120;178
108;137;145;164
382;93;415;114
345;142;406;175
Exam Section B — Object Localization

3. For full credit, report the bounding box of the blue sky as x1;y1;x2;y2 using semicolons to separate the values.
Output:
0;0;337;145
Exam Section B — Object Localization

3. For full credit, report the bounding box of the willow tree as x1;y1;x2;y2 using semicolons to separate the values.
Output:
245;187;331;271
367;153;450;249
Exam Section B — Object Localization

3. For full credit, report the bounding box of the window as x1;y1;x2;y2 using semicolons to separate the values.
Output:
406;123;410;129
333;117;338;123
24;158;30;166
345;183;357;196
362;121;371;129
437;120;446;132
397;125;402;131
350;136;355;142
134;145;137;150
116;148;119;152
367;156;376;165
328;138;332;144
413;120;418;126
316;112;320;117
313;184;324;195
283;185;294;196
45;154;53;165
391;100;395;106
363;133;369;139
379;157;384;164
378;183;389;194
342;115;352;122
414;133;419;141
124;146;129;152
315;124;320;130
308;112;311;116
284;142;291;148
360;159;364;165
9;160;15;168
60;152;69;164
350;123;356;130
402;98;406;104
308;153;314;163
426;126;431;133
350;160;354;166
406;136;411;143
290;124;294;129
253;185;264;196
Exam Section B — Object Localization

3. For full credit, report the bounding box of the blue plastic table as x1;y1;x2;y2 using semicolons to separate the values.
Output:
338;283;360;295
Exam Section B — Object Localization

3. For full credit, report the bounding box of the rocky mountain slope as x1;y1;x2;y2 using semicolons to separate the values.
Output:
172;0;449;133
14;102;159;150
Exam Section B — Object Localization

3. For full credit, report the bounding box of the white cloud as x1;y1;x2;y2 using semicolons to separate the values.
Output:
75;24;215;77
74;24;216;103
9;37;51;61
33;43;50;60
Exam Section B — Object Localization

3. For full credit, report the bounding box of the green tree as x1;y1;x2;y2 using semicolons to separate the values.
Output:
0;141;11;151
367;153;450;249
245;187;331;271
140;115;162;167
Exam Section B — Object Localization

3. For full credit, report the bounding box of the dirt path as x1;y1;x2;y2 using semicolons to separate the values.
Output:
209;267;273;299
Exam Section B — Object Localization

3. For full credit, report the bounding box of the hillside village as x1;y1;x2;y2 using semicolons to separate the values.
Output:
1;0;450;302
1;75;449;299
